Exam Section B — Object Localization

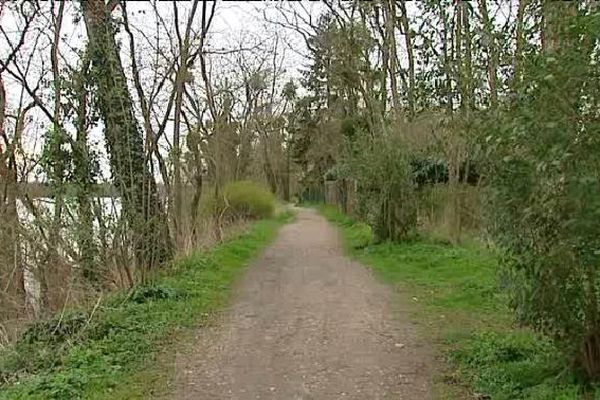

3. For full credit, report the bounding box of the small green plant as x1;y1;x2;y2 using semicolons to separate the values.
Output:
128;284;184;304
19;312;88;345
451;331;577;400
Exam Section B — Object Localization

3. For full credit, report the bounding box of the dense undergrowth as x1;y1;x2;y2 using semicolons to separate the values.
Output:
318;204;597;400
0;211;293;400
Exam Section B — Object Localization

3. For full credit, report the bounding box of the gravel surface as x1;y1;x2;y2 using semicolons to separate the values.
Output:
172;208;431;399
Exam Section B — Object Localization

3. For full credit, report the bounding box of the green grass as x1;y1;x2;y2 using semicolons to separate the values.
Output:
0;211;294;400
318;204;591;400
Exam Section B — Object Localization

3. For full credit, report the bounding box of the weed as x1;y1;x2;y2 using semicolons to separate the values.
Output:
128;284;184;304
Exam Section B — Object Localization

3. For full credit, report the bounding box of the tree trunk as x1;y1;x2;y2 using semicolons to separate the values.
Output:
460;1;474;111
0;76;25;317
73;55;99;282
398;0;415;117
172;63;186;246
383;0;400;113
455;2;464;110
261;133;278;194
438;3;454;114
478;0;498;108
81;0;172;272
284;135;291;202
513;0;527;91
172;0;200;246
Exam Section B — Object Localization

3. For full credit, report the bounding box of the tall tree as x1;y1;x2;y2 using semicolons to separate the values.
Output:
478;0;498;108
81;0;172;273
397;0;415;117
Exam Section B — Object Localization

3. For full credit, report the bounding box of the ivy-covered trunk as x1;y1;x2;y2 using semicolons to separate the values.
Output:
81;0;172;272
73;56;99;282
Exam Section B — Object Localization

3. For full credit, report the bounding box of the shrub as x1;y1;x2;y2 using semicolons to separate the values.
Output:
481;8;600;381
222;181;275;220
344;132;418;242
20;312;88;345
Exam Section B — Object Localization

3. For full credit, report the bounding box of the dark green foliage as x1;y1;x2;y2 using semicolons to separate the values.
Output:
345;133;418;242
128;284;183;304
481;6;600;380
340;115;369;142
70;56;101;283
19;312;88;345
40;128;71;188
298;186;325;204
452;332;585;400
289;11;379;193
410;158;480;188
302;14;375;115
411;158;449;187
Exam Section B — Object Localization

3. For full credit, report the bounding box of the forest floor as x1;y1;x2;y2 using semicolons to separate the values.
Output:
171;207;432;399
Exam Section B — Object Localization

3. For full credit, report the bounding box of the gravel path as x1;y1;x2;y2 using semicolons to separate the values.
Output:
172;208;431;399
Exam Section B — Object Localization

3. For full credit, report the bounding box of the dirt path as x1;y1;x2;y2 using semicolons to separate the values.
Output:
172;208;431;399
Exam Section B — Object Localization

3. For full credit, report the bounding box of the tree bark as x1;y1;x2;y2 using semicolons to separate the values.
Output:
513;0;527;91
0;76;25;317
72;54;99;283
461;1;474;111
172;0;200;246
398;0;415;117
81;0;173;273
478;0;498;108
438;3;454;114
382;0;400;113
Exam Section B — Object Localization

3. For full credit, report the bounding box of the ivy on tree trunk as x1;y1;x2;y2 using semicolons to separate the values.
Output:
81;0;172;272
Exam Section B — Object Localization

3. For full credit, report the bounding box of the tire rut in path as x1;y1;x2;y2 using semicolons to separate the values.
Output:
172;208;431;399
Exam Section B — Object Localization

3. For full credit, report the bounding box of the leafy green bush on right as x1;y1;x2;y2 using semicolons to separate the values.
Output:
480;6;600;384
342;131;418;242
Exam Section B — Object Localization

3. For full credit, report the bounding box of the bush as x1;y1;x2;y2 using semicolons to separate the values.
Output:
481;9;600;381
20;312;88;345
344;132;417;242
222;181;275;220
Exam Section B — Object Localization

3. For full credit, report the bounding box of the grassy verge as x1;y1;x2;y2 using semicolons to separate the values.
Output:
318;205;588;400
0;211;294;400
